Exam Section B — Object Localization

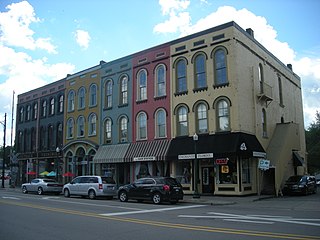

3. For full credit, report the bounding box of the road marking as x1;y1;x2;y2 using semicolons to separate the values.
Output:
179;212;320;227
42;196;60;200
100;204;205;216
2;196;20;200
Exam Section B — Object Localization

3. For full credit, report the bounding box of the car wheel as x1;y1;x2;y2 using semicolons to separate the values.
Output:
152;192;162;204
22;186;28;194
64;189;70;198
119;191;128;202
37;187;43;195
88;190;96;200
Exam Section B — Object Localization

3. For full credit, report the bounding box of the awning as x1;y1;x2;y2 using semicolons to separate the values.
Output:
293;151;304;166
167;132;266;160
124;139;171;162
93;143;130;163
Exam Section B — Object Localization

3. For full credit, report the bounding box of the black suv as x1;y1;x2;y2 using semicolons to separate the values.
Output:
282;175;317;195
118;177;184;204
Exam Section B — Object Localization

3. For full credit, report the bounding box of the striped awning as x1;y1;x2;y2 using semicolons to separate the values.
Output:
124;139;171;162
93;143;130;163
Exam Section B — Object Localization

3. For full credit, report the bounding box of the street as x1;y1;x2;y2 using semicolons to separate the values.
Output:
0;188;320;240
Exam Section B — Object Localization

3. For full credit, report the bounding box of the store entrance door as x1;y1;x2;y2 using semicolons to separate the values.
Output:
202;167;215;194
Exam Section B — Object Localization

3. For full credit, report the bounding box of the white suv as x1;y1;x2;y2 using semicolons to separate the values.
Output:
63;176;117;199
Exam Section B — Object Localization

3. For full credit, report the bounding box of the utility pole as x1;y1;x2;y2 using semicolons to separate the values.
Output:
1;113;7;188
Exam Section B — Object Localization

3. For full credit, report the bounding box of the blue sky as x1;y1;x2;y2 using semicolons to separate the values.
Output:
0;0;319;144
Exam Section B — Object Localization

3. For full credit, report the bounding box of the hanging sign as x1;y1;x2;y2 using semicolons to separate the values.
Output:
215;158;229;165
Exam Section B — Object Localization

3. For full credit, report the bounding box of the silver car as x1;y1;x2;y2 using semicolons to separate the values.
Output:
63;176;117;200
22;178;63;195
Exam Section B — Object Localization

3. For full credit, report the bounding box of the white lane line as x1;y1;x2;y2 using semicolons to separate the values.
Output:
224;219;274;224
2;196;21;200
100;205;205;216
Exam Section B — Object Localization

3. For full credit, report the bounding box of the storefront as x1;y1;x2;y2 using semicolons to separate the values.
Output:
168;132;266;196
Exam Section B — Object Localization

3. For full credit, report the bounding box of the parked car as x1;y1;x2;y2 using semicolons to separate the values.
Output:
118;177;184;204
63;176;117;200
21;178;63;195
282;175;317;195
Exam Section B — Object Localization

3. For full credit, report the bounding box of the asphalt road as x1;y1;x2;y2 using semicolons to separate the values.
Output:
0;188;319;240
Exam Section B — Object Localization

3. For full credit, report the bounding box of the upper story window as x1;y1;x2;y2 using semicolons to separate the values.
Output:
105;118;112;144
119;116;128;143
50;98;55;115
42;100;47;117
26;105;31;121
196;103;208;134
120;76;128;105
77;116;85;137
155;64;166;97
216;98;230;132
258;63;264;94
177;106;188;136
67;90;75;112
33;103;38;120
19;107;24;122
137;69;147;101
56;123;63;147
105;80;113;108
39;127;45;150
59;95;64;113
176;58;187;93
262;108;267;138
78;87;86;109
137;112;147;140
88;113;97;136
89;84;97;107
48;125;54;150
194;53;207;89
67;118;74;139
278;75;284;106
155;108;166;138
213;48;228;86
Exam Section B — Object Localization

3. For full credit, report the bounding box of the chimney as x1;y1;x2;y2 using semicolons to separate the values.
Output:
246;28;254;38
287;64;293;71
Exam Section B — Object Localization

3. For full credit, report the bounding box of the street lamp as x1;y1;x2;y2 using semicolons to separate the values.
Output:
1;113;7;188
55;147;60;182
193;133;200;198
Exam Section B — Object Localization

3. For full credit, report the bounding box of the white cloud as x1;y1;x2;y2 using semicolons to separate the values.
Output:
75;29;91;50
154;4;320;127
0;1;57;53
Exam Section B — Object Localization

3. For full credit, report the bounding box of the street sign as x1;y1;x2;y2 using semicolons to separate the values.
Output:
258;159;270;170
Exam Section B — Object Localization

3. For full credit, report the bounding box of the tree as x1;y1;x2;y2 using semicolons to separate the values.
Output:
305;111;320;174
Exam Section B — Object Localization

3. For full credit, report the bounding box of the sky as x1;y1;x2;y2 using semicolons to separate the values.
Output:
0;0;319;146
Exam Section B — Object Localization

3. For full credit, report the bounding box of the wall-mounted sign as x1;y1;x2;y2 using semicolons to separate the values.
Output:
221;165;229;173
215;158;229;165
240;142;247;151
178;154;195;160
133;156;156;162
258;159;270;170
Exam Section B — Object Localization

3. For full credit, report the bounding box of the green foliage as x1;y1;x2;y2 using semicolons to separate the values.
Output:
305;111;320;174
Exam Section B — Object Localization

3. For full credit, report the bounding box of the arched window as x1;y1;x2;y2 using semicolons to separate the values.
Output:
88;113;97;136
33;103;38;120
48;125;54;150
214;48;228;85
78;87;86;109
77;116;85;137
105;118;112;144
262;109;267;138
258;63;264;94
56;123;63;147
31;128;36;151
19;107;24;122
194;54;206;89
89;84;97;106
196;103;208;133
26;105;31;121
177;106;188;136
67;91;75;112
216;99;230;131
18;131;23;152
42;100;47;117
137;69;147;101
119;117;128;143
137;112;147;140
50;98;55;115
155;65;166;97
105;80;113;108
67;118;74;138
59;95;64;113
176;59;187;93
40;127;45;150
120;76;128;105
156;109;166;138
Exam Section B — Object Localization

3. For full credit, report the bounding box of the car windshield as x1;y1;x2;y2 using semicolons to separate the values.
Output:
101;177;115;184
287;176;304;182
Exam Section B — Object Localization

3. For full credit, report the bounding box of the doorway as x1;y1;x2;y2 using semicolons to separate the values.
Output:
202;167;215;194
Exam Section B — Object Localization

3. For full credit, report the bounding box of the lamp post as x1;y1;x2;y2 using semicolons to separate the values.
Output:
55;147;60;182
1;114;7;188
193;133;200;198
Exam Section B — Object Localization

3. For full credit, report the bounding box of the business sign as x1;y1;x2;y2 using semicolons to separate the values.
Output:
133;156;156;162
215;158;229;165
178;154;195;160
197;153;214;159
258;159;270;170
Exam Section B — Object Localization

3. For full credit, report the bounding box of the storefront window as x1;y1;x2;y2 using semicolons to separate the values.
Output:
176;160;191;184
242;158;251;183
216;157;237;184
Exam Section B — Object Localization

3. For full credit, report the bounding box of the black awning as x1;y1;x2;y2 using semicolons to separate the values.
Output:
167;132;266;160
293;151;304;166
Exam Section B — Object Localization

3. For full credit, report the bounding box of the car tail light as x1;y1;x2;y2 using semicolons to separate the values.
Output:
99;184;103;190
163;184;170;191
